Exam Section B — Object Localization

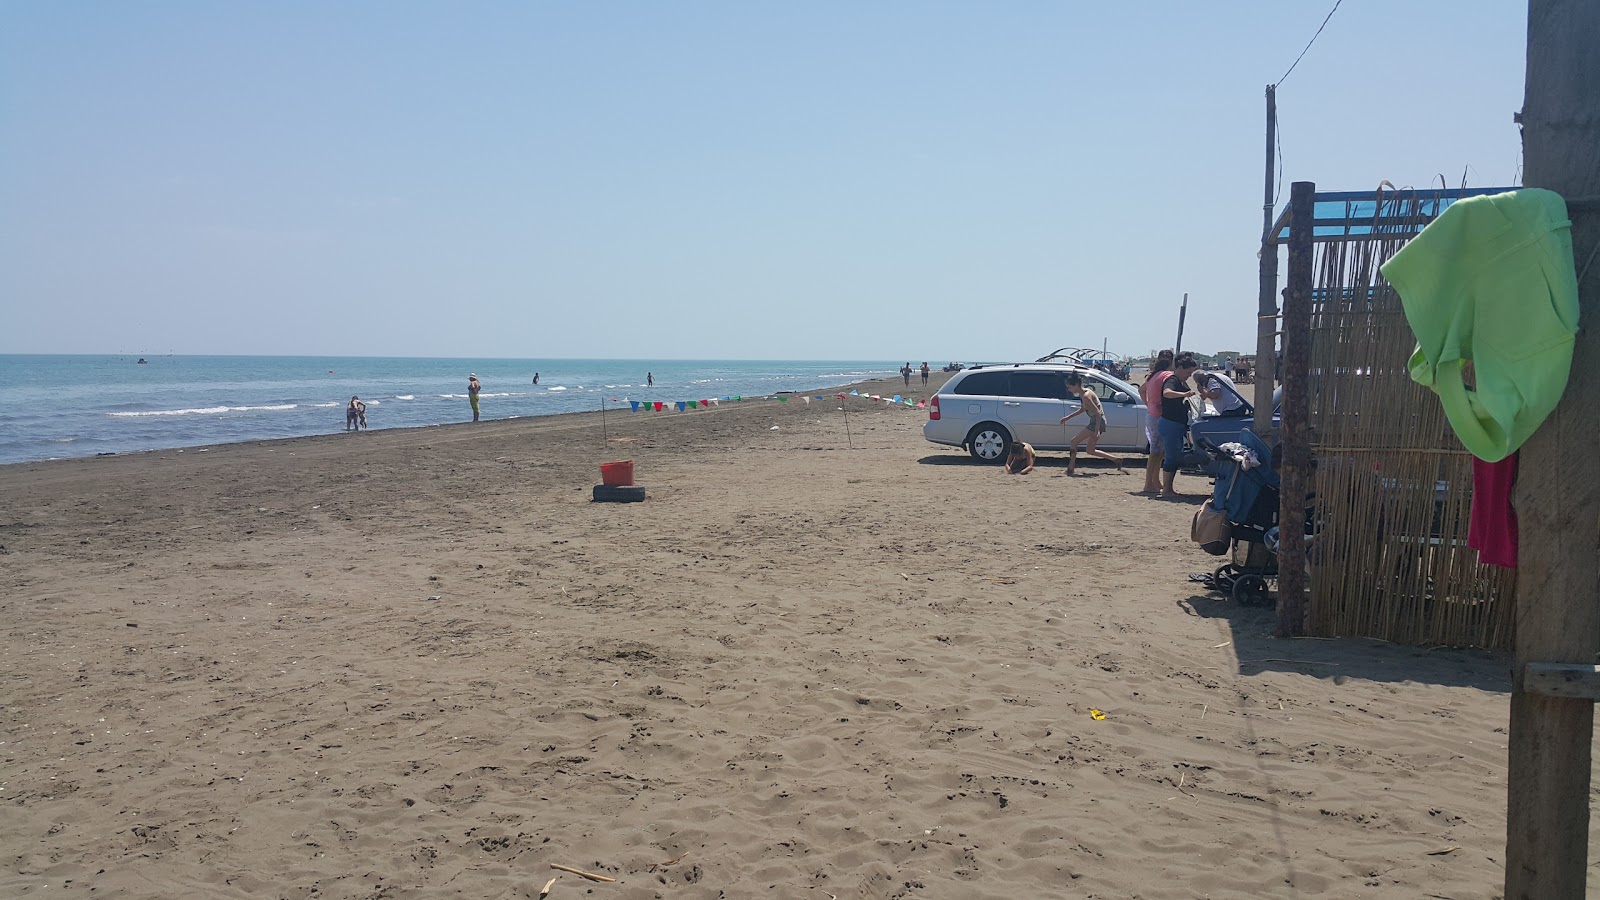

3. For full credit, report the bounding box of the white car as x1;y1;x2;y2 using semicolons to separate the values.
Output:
923;363;1148;462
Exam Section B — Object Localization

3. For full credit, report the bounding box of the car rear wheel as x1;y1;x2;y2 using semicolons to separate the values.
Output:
966;423;1011;463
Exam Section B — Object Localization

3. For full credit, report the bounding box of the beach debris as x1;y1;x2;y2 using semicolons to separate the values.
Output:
1200;704;1208;721
426;595;441;601
770;425;780;430
549;863;615;883
649;851;689;871
1089;708;1107;721
538;876;559;898
1427;846;1460;856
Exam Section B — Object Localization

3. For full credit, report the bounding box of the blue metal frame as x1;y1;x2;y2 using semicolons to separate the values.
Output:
1269;186;1516;244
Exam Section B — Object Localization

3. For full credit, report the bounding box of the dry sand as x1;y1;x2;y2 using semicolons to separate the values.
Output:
0;373;1568;898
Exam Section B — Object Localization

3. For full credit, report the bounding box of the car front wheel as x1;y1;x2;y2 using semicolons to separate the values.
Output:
967;423;1011;463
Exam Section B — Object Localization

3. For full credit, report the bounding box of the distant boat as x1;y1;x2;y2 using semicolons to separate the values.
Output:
136;358;148;365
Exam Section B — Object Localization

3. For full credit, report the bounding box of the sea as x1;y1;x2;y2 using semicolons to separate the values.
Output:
0;355;901;465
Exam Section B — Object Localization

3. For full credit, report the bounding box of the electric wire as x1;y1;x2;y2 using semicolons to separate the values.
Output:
1277;0;1343;87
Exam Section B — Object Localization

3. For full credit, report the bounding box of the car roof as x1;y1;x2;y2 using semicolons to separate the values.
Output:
963;362;1095;372
952;363;1139;392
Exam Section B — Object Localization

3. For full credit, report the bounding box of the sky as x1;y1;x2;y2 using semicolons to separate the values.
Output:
0;2;1528;362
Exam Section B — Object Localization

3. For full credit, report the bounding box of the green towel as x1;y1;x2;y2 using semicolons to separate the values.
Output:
1381;188;1580;461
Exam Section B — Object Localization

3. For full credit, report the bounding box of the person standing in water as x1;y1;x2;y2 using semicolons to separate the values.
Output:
346;396;367;432
532;372;540;385
468;373;482;422
647;372;654;387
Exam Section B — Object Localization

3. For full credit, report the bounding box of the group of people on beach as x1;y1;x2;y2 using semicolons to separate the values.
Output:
1001;349;1221;499
900;362;931;387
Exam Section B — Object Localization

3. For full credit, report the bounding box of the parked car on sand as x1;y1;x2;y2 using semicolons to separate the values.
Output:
923;363;1147;462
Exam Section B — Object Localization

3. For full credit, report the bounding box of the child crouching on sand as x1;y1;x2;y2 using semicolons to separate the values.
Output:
1002;441;1036;475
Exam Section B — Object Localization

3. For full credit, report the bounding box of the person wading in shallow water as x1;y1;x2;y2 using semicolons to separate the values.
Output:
468;374;482;422
346;396;367;432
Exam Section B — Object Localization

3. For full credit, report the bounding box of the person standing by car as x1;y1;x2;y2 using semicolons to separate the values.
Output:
1060;373;1125;475
1141;350;1174;493
1158;353;1200;497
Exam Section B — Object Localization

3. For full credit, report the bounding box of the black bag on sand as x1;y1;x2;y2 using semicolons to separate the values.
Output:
1191;504;1231;556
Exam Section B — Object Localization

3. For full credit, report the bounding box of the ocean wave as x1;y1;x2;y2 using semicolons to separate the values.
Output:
394;395;415;400
546;386;567;392
108;403;298;418
311;402;339;408
109;406;231;417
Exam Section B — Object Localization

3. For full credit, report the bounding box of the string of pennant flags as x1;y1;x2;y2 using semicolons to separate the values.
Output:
610;390;928;413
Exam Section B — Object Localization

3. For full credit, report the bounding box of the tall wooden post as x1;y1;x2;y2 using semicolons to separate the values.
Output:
1174;292;1188;355
1275;181;1315;638
1504;2;1600;896
1254;85;1279;434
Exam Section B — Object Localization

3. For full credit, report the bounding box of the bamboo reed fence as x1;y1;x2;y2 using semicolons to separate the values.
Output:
1304;187;1516;649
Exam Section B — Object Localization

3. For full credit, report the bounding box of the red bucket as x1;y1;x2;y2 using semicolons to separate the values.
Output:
600;460;634;487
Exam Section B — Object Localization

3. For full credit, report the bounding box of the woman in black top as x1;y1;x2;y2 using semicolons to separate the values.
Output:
1156;353;1199;497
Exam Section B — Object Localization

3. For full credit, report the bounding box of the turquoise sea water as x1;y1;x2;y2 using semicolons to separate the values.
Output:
0;356;899;464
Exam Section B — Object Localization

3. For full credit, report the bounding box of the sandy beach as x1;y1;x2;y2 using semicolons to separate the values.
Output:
0;373;1558;898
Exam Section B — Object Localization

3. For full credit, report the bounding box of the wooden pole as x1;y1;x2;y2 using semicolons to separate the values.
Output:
1174;293;1188;354
1254;85;1280;434
1275;180;1314;639
1505;2;1600;896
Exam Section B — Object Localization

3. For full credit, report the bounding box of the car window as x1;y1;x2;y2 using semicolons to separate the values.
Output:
1085;377;1129;404
952;371;1008;396
1008;372;1071;400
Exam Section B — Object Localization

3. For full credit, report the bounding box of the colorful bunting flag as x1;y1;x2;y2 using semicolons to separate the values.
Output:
654;402;664;412
630;401;640;412
676;401;687;412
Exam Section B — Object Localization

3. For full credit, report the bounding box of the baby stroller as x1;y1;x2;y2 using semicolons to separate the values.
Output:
1190;428;1280;606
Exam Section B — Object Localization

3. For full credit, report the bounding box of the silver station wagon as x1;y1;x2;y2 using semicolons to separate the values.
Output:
923;363;1148;462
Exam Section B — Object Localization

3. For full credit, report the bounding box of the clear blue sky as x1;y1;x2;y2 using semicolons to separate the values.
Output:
0;2;1527;361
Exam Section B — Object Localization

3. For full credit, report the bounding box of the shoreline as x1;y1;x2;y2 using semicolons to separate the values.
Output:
6;371;940;471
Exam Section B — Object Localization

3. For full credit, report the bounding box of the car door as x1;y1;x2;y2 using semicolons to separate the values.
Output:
1084;375;1141;450
1007;371;1072;449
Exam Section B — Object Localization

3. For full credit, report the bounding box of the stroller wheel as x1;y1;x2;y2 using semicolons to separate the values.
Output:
1211;564;1239;592
1232;574;1271;607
